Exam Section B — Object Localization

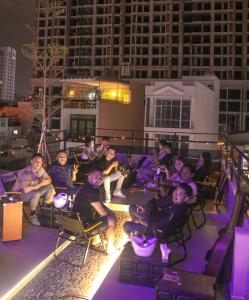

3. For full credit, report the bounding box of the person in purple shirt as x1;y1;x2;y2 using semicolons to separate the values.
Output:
48;150;80;195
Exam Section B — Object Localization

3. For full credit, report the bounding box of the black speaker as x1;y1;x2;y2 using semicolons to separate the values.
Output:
156;268;216;300
38;206;58;228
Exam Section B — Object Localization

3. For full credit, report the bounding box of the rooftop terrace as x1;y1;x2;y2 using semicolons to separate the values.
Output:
0;132;248;300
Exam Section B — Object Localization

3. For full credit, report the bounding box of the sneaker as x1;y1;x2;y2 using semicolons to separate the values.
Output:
30;214;41;226
104;195;111;203
113;190;126;199
160;243;171;262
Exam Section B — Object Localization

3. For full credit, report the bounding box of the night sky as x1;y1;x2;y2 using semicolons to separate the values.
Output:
0;0;35;97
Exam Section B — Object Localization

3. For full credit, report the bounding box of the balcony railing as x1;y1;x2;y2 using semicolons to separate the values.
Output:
63;99;97;109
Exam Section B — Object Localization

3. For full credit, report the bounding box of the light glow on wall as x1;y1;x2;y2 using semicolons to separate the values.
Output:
101;89;130;103
68;89;76;98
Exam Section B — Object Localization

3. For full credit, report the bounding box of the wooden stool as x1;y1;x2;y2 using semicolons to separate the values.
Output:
0;201;23;241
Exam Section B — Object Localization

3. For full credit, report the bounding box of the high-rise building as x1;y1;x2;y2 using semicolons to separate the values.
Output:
32;0;249;132
0;47;16;103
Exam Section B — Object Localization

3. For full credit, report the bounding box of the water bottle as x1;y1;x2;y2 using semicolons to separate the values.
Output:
67;195;73;209
156;167;161;182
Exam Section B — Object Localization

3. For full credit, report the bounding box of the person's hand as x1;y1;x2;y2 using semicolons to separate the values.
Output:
73;164;79;174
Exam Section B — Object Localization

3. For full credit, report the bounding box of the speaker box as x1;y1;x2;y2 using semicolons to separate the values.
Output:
119;242;167;287
0;201;23;241
156;268;216;300
38;205;58;228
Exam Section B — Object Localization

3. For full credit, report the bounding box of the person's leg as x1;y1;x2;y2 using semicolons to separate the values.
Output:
21;191;41;226
103;175;111;201
21;191;41;211
105;213;117;254
129;204;139;221
123;221;153;237
110;171;124;192
109;171;126;198
38;184;55;204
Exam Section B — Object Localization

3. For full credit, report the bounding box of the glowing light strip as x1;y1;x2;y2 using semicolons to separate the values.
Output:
0;239;72;300
87;237;129;300
105;203;129;212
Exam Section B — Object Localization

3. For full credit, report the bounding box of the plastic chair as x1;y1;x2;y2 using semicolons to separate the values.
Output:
156;205;192;267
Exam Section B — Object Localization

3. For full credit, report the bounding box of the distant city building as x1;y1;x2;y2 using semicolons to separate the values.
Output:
0;102;33;134
32;0;249;133
0;47;16;103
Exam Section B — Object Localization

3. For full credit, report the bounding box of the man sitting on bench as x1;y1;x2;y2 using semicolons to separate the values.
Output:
12;153;55;226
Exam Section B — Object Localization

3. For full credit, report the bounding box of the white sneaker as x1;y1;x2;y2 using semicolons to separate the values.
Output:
104;193;111;203
160;243;171;262
113;190;126;199
30;214;41;226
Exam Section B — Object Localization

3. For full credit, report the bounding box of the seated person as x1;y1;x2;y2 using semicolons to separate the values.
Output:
48;150;79;195
81;137;98;162
179;164;197;202
12;153;55;226
136;155;154;184
153;140;173;169
123;183;193;259
194;151;213;182
95;136;110;160
97;147;126;202
126;184;171;233
72;170;117;254
160;156;184;184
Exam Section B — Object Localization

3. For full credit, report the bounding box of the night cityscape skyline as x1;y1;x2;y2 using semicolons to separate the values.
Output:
0;0;34;96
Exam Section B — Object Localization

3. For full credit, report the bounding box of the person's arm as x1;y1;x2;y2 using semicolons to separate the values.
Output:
96;145;107;159
102;161;118;175
23;168;51;193
91;201;108;217
22;176;51;193
159;165;170;180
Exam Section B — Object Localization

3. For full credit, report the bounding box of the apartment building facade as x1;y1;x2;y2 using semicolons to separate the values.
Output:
144;75;220;151
32;0;249;133
0;47;16;103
